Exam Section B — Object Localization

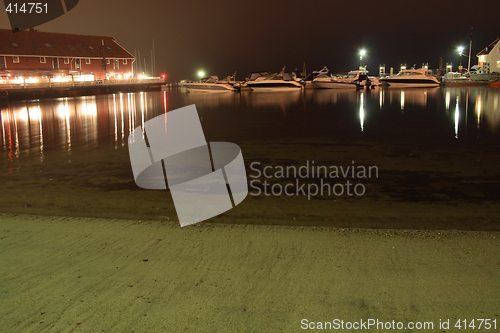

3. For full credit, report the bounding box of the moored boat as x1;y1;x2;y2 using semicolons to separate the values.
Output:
338;68;380;87
243;68;303;92
184;76;235;92
380;68;440;88
312;73;358;89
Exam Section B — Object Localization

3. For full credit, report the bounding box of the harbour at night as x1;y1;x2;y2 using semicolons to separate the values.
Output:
1;0;500;331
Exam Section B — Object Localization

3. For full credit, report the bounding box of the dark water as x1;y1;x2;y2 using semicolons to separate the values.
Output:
1;87;499;164
1;87;500;230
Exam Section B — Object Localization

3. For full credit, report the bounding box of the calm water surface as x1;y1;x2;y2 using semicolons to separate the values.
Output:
1;87;499;166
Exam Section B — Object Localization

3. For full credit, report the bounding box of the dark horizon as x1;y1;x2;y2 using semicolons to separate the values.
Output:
1;0;499;81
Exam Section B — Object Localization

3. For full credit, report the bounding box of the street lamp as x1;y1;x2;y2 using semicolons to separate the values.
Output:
359;49;366;69
197;70;205;82
457;45;472;73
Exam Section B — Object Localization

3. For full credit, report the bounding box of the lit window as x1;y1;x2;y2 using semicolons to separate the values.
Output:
40;57;46;63
33;42;41;48
123;59;127;65
45;43;53;48
75;58;81;69
12;56;19;63
64;58;69;64
114;59;119;69
11;42;19;47
497;60;500;68
86;58;91;64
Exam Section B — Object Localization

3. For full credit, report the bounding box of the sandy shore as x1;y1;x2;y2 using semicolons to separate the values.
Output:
1;214;499;332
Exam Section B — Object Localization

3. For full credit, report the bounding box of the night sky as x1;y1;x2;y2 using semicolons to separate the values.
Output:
1;0;499;81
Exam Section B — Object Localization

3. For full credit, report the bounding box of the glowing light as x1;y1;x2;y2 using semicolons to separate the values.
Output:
29;106;41;120
476;96;482;129
359;93;364;132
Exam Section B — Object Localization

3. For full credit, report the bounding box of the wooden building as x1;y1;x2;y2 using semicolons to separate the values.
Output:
477;37;500;74
0;29;135;80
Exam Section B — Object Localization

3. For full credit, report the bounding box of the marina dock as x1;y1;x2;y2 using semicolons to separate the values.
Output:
0;79;165;101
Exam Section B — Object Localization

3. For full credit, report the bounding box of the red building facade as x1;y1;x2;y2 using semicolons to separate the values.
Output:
0;29;135;80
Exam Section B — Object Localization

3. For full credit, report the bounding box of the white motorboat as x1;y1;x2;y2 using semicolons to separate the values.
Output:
380;68;440;88
338;68;380;87
244;68;303;92
302;66;330;89
312;73;358;89
184;76;235;92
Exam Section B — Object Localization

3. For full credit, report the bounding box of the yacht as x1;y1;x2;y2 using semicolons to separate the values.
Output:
302;66;329;89
243;68;303;92
312;73;358;89
339;68;380;87
184;76;235;92
380;68;440;88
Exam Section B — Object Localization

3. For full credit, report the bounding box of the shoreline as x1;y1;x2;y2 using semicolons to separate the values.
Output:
1;213;499;332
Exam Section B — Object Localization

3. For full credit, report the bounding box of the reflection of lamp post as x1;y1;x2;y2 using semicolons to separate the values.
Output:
359;49;366;69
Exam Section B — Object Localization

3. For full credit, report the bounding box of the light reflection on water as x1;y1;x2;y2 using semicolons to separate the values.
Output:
1;87;499;168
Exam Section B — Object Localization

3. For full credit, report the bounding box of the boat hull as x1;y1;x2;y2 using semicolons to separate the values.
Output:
312;81;357;89
184;83;234;92
244;79;303;92
381;79;440;88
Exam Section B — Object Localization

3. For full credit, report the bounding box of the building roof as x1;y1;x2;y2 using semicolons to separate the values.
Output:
477;37;500;56
0;29;134;59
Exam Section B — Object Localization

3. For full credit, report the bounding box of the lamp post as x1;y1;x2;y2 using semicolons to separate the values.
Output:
197;71;205;82
359;49;366;69
458;46;471;73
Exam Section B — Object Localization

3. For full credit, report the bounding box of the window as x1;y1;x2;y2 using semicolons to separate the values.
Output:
497;60;500;68
88;46;95;50
78;45;85;50
98;46;103;51
12;56;19;63
75;58;81;69
45;43;53;48
114;59;119;69
107;46;113;51
11;42;19;47
64;58;69;64
52;58;58;69
107;59;110;64
0;56;6;69
33;42;41;48
40;57;46;63
67;44;75;50
86;58;91;64
123;59;127;65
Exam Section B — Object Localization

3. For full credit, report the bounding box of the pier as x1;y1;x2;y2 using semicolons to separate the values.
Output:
0;78;165;101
